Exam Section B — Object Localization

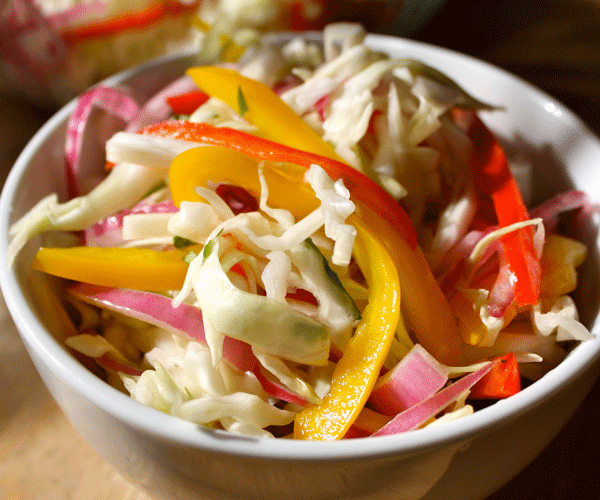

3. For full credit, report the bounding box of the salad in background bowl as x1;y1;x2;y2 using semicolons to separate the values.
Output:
1;24;599;500
1;0;409;106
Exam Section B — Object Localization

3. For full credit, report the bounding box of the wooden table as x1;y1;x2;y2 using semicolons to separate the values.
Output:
2;1;600;498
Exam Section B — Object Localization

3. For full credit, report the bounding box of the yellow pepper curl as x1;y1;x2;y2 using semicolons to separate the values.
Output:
294;222;401;440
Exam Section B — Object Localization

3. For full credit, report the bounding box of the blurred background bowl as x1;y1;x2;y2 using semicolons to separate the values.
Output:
0;0;449;107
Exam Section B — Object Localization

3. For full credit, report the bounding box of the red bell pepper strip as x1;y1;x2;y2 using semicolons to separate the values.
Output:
469;352;520;399
457;109;541;306
60;1;200;43
165;90;210;115
140;120;418;250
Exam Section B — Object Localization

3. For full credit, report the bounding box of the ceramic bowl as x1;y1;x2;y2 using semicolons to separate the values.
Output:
1;32;599;500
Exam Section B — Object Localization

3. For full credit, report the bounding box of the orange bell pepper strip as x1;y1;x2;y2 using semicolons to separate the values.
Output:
469;352;521;399
457;109;541;306
294;222;400;440
166;91;210;115
32;246;198;291
185;65;348;163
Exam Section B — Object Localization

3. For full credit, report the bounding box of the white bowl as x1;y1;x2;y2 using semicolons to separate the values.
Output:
1;33;600;500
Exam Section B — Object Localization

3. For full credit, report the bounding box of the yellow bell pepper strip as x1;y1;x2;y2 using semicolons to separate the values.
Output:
185;66;348;163
170;144;463;365
32;246;199;291
457;109;541;306
169;145;317;213
539;234;587;299
294;222;400;440
28;274;77;343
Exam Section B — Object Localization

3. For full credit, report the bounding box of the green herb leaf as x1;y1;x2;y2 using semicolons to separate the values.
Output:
174;236;195;249
202;239;214;260
237;85;248;116
202;230;223;260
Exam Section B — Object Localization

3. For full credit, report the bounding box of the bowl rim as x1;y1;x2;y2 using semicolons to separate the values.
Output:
1;33;600;462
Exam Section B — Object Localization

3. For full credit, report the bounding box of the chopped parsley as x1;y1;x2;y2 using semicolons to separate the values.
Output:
237;85;248;116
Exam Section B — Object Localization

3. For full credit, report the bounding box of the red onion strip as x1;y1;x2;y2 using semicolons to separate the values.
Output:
368;344;448;416
67;283;256;372
253;366;309;406
372;360;497;437
529;190;592;233
486;253;517;318
65;86;141;197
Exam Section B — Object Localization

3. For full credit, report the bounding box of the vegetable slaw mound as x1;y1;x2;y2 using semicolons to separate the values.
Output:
8;23;594;440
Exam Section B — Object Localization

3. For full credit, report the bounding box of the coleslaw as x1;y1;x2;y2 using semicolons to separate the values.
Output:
7;23;594;440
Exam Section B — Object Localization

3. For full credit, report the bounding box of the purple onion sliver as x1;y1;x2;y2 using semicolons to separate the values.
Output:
372;360;497;436
67;283;255;372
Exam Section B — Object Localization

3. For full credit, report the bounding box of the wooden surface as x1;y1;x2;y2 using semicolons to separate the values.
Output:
2;1;600;498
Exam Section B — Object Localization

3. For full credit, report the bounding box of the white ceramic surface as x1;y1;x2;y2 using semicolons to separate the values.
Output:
1;33;600;500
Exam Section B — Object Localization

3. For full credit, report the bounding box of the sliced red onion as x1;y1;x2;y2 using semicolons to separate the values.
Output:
65;86;141;198
67;283;256;372
529;190;592;233
253;366;309;406
125;75;199;132
436;227;496;296
215;183;259;215
371;360;497;437
368;344;449;416
85;199;177;246
313;94;331;122
66;329;144;376
272;74;303;95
